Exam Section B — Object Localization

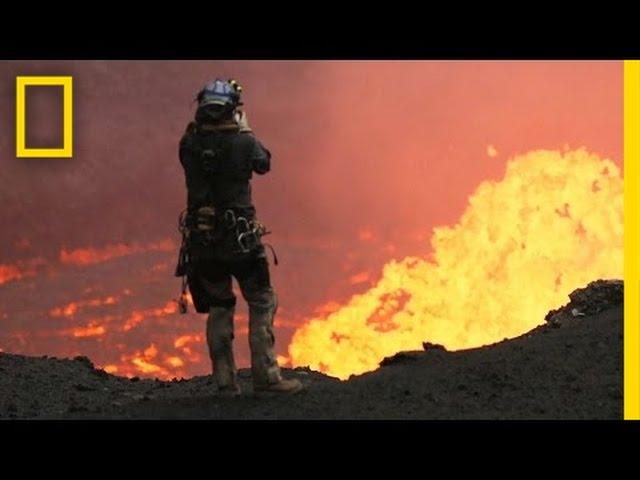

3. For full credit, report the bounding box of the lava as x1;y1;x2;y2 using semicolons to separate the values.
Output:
0;258;46;286
49;296;118;318
0;264;25;285
107;333;206;379
69;321;108;338
114;343;170;377
122;300;178;332
288;149;623;379
59;239;175;267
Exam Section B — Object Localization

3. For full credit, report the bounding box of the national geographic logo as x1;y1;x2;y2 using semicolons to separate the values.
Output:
15;76;73;158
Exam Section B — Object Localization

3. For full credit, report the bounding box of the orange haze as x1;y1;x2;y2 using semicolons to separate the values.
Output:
0;61;622;379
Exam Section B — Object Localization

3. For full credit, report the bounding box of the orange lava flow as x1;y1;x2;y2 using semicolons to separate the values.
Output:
0;264;25;285
49;296;118;318
0;258;46;286
288;149;623;379
108;333;204;379
122;300;178;332
59;239;175;267
72;322;107;338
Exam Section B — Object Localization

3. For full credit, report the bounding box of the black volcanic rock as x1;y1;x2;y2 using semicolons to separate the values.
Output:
568;279;623;314
0;279;623;420
545;279;622;324
380;351;426;366
73;356;94;368
423;342;447;352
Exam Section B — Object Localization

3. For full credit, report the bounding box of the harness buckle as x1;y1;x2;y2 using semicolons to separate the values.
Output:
224;209;237;229
236;217;253;252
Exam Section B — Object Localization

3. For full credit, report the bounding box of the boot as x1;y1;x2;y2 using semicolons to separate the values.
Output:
206;306;241;396
248;289;305;395
218;383;241;398
254;377;304;395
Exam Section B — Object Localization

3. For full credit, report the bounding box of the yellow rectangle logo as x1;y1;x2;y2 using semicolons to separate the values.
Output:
16;76;73;158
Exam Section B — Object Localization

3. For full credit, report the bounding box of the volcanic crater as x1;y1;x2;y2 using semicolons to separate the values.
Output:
0;280;622;419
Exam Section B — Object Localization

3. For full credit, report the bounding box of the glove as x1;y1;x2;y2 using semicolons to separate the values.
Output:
235;110;252;133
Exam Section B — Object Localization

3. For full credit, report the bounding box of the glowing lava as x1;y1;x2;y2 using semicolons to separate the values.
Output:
0;258;46;285
59;239;175;267
71;322;107;338
0;264;25;285
49;296;118;318
288;149;623;379
122;300;178;331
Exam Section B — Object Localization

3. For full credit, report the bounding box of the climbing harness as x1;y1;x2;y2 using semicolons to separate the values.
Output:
173;207;279;314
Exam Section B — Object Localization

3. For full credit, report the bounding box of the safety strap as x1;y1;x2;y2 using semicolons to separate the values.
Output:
223;209;279;265
178;276;189;314
264;243;279;266
198;122;240;133
176;209;191;314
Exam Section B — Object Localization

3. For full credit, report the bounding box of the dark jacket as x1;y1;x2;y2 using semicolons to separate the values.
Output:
179;122;271;219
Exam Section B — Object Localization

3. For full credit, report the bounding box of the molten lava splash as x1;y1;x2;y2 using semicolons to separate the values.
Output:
288;149;623;379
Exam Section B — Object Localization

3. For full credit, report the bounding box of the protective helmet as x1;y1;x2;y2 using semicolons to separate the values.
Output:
197;78;242;109
195;79;243;123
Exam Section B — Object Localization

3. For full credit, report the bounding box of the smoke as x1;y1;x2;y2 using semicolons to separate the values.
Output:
0;61;622;378
0;61;323;260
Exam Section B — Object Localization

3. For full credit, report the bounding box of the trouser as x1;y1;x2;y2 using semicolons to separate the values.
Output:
188;252;282;388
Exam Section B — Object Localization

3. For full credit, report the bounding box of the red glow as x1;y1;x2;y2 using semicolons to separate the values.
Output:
0;258;45;285
50;296;118;318
349;271;371;285
0;61;622;380
122;300;177;332
60;239;175;267
0;264;26;285
71;322;107;338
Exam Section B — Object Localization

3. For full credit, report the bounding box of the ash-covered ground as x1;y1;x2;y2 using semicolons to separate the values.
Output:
0;280;622;420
